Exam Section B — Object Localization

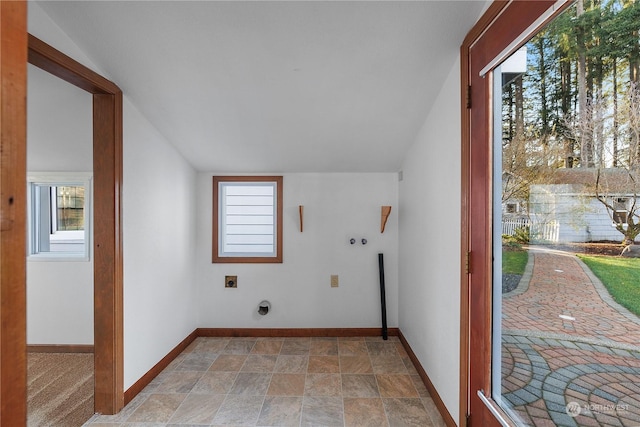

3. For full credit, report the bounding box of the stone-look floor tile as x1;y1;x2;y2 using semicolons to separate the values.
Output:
156;371;203;393
241;354;278;372
167;393;225;425
267;373;306;396
163;354;187;372
121;423;166;427
411;375;430;398
85;422;124;427
365;336;399;342
422;397;447;427
341;374;380;398
91;393;148;423
301;396;344;426
175;353;218;371
275;355;308;373
371;355;408;374
281;339;311;355
212;395;263;426
251;339;283;355
343;397;389;427
222;340;256;354
340;355;373;374
257;396;303;426
366;342;399;357
125;393;187;423
140;371;171;394
182;339;199;354
310;340;338;355
95;336;452;427
377;374;419;398
339;340;369;356
195;338;230;353
402;357;420;375
308;355;340;373
383;398;434;426
191;371;237;394
208;354;247;372
395;342;409;357
229;372;272;395
304;373;342;396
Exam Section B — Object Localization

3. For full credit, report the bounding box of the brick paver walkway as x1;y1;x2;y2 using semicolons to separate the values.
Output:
501;248;640;427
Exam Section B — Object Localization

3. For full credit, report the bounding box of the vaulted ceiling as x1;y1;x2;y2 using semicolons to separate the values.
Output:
34;1;487;173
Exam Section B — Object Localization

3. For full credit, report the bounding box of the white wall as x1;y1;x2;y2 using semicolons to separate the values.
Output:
26;57;94;345
399;57;462;423
197;173;398;329
27;261;94;344
122;102;198;388
30;2;200;390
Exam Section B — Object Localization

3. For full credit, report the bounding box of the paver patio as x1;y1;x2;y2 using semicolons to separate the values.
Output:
501;248;640;427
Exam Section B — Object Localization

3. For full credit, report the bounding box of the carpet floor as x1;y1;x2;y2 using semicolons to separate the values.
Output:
27;353;94;427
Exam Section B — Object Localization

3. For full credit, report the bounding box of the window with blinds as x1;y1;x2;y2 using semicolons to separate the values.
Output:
213;176;283;263
27;173;92;261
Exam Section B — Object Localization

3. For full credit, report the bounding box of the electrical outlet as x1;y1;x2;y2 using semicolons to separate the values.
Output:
225;275;237;288
330;275;339;288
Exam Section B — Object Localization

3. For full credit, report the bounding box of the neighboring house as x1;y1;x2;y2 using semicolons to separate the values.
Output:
528;168;637;243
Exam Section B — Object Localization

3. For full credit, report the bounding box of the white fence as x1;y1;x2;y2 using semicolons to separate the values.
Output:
502;217;560;243
502;217;529;236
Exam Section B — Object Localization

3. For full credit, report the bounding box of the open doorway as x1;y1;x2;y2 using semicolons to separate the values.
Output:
494;2;640;425
27;34;124;416
464;1;640;425
26;62;95;425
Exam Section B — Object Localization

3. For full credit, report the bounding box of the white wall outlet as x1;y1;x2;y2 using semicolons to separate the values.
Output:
330;275;339;288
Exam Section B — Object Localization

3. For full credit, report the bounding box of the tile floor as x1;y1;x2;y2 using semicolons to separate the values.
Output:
84;336;446;426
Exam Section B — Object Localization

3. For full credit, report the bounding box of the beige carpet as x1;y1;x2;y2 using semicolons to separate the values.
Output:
27;353;94;427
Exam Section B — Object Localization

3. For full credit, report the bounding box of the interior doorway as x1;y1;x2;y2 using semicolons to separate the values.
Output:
26;61;95;425
27;34;124;416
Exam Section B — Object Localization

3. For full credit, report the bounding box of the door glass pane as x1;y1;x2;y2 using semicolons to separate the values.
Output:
492;2;640;425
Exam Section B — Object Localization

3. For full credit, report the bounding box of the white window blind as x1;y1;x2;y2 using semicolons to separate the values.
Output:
219;182;277;257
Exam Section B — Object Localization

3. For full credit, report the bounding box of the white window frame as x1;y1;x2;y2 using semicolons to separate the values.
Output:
213;176;283;263
27;172;92;261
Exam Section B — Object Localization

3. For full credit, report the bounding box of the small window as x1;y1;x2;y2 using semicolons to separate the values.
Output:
28;173;92;261
213;176;283;263
613;210;628;225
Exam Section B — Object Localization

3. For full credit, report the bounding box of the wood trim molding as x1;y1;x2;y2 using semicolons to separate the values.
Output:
27;345;94;353
399;331;456;427
28;34;120;95
460;1;568;426
0;2;28;425
197;327;399;338
124;330;198;405
459;3;508;425
28;34;124;415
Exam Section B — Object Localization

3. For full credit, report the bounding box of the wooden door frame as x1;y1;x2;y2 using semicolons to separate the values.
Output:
1;2;28;424
28;35;124;415
460;1;566;425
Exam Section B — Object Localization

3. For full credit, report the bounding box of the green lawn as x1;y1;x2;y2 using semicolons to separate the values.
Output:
503;250;528;275
578;255;640;317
